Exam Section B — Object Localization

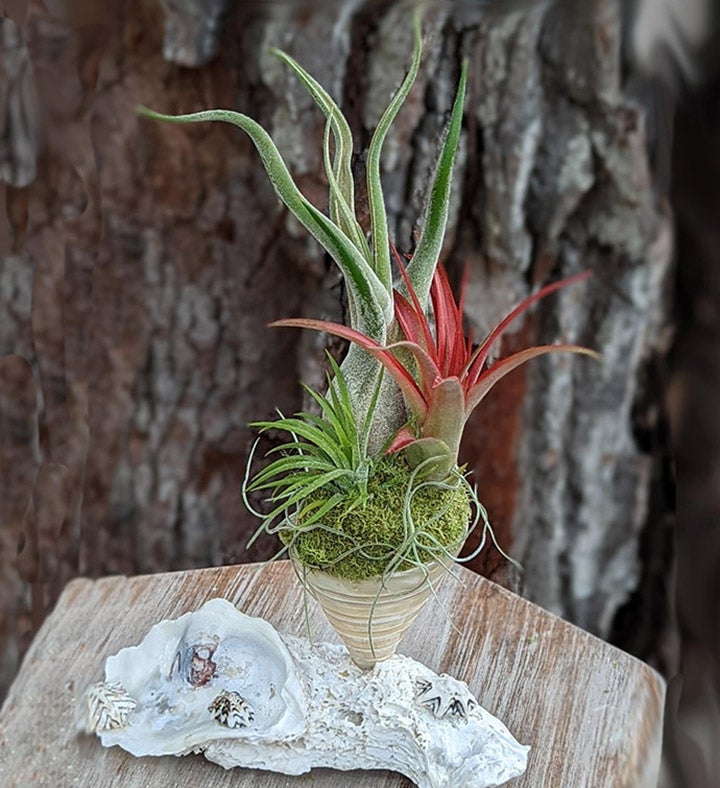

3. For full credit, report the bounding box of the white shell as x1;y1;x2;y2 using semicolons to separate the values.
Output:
415;676;477;719
82;681;137;732
85;598;306;756
208;689;255;728
82;598;529;788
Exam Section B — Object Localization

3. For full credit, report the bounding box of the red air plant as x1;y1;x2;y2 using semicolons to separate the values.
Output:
273;264;599;481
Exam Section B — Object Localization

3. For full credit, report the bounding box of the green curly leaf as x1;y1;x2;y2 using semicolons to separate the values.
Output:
137;106;391;340
272;49;370;259
366;9;423;293
405;59;467;308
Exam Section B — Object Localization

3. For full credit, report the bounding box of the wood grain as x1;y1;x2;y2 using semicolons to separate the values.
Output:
0;561;665;787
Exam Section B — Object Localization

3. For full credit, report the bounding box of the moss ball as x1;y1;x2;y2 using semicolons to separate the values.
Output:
282;454;471;581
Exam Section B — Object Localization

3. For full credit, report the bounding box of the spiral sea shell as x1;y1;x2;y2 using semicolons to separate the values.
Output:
295;556;453;670
83;681;137;733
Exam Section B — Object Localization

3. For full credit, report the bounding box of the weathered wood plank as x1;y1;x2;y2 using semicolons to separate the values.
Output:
0;561;665;787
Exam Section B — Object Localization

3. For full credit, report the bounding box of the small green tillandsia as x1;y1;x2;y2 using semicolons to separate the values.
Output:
241;354;483;582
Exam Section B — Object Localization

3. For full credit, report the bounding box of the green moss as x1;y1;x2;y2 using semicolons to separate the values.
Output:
280;454;471;581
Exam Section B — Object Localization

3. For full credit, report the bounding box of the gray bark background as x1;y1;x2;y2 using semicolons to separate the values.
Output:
0;0;675;735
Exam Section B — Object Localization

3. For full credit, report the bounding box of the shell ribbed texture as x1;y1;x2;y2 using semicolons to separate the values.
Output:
295;558;452;669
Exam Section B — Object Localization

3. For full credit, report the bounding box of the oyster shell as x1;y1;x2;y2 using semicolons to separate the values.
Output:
85;598;306;756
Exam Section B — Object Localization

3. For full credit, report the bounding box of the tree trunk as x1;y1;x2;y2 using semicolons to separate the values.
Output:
0;0;674;698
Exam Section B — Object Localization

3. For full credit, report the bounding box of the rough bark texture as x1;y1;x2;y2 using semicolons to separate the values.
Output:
0;0;673;700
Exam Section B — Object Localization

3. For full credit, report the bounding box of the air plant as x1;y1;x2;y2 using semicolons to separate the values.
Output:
244;354;377;533
139;11;598;581
274;260;599;482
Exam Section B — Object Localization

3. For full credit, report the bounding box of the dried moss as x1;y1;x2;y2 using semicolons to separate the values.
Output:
281;454;471;581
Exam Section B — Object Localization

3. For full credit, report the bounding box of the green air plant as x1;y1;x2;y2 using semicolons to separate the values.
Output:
139;13;598;587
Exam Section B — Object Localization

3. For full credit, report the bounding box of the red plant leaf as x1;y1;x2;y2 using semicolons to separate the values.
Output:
393;248;435;356
386;426;416;453
420;377;465;461
464;270;593;387
271;318;428;418
465;344;601;414
273;267;596;481
393;292;432;354
384;340;441;397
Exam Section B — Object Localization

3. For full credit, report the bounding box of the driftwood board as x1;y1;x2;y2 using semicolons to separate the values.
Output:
0;561;665;787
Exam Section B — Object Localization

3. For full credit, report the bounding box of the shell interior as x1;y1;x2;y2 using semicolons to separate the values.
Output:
98;598;306;756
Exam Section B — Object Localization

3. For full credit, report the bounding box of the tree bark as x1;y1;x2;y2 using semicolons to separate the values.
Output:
0;0;674;698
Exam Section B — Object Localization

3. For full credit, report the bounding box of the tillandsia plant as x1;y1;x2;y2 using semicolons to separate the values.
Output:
139;12;599;584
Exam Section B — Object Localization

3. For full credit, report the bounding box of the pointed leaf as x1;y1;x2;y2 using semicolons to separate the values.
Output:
393;247;435;355
271;317;428;418
465;270;592;385
296;492;348;528
261;469;349;519
386;426;417;453
302;383;348;445
383;340;441;398
137;106;392;338
394;292;432;352
366;9;423;292
405;60;467;308
320;110;371;259
264;441;330;459
429;263;466;376
270;49;366;251
250;454;334;477
256;415;347;466
465;345;601;414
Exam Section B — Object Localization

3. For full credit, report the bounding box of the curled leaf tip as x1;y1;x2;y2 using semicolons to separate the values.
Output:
136;104;159;119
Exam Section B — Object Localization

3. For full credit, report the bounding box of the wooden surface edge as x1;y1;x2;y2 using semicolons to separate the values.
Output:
48;562;668;737
53;561;670;688
427;561;669;693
